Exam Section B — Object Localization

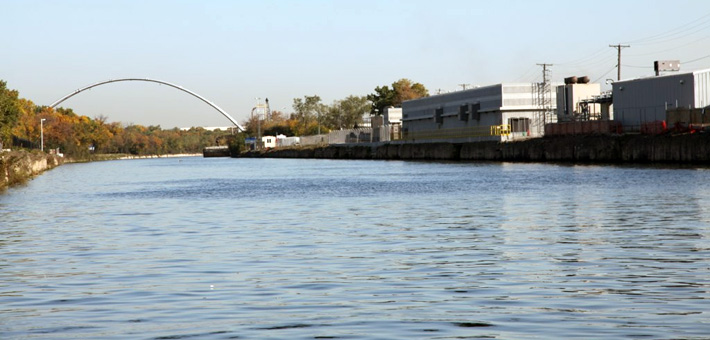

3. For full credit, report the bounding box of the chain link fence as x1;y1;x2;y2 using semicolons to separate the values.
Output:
299;125;399;146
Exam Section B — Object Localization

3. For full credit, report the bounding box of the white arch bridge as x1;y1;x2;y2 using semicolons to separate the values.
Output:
50;78;245;132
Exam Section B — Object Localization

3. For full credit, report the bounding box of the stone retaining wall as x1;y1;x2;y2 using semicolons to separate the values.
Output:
240;134;710;164
1;151;64;190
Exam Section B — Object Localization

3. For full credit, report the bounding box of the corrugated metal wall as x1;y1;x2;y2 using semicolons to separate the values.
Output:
613;73;695;128
402;84;503;118
694;69;710;108
402;85;504;132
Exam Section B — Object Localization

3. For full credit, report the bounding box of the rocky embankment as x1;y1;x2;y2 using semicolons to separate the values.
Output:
0;151;64;190
239;134;710;163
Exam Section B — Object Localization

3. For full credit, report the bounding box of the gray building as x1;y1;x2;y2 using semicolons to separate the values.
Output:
402;84;556;142
612;68;710;129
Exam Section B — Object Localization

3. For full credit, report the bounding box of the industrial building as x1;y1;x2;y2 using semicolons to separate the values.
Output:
401;83;557;142
555;76;611;121
612;68;710;130
544;77;621;136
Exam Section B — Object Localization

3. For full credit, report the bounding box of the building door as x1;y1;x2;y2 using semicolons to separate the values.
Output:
508;118;530;137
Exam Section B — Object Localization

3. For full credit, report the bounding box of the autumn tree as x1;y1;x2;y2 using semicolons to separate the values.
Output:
11;98;39;145
368;78;429;114
269;110;286;122
392;78;429;104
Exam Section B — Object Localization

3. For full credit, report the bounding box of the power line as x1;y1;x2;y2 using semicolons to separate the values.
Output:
684;53;710;64
553;50;616;80
621;64;653;69
632;21;710;47
592;65;619;83
626;35;710;57
516;64;539;83
560;54;616;70
554;46;614;66
624;11;710;45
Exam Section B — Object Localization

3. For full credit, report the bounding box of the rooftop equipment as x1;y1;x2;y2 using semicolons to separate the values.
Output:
654;60;680;76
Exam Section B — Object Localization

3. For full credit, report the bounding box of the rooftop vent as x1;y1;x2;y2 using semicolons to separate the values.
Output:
564;76;590;85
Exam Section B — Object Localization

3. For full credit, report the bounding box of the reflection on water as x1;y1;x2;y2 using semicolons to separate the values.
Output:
1;158;709;339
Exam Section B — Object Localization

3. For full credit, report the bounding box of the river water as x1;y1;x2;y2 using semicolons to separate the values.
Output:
1;157;709;339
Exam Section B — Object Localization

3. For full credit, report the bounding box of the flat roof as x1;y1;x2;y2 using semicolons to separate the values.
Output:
615;68;710;84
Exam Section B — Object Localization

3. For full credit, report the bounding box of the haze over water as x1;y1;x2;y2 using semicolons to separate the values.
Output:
1;157;709;339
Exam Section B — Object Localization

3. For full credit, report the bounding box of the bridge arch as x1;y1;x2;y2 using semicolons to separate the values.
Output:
50;78;245;132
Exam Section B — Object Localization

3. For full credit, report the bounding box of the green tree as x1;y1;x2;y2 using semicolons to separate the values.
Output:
225;133;246;155
334;95;370;129
0;80;21;147
292;95;323;135
367;85;395;115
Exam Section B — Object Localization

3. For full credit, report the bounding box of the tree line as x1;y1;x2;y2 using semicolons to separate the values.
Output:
0;80;238;158
0;78;428;157
241;78;428;137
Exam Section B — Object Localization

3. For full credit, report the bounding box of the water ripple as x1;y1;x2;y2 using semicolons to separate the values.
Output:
1;158;709;339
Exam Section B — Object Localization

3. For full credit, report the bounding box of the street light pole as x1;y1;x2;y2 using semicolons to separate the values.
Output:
40;118;46;152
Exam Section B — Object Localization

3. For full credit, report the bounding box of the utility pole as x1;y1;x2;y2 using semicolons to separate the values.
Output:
251;98;264;150
609;44;630;81
535;63;554;132
40;118;46;152
536;63;552;85
265;97;271;121
458;83;471;91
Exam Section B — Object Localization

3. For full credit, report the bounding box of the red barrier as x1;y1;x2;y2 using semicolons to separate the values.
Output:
641;121;667;135
545;121;623;136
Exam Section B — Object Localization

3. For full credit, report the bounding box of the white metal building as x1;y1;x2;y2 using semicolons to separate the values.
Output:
261;136;276;149
612;68;710;129
383;107;402;125
555;82;609;121
276;134;300;147
401;83;556;142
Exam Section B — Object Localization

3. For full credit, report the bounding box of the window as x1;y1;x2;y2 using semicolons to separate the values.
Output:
471;103;481;120
435;107;444;124
459;104;469;121
508;118;530;134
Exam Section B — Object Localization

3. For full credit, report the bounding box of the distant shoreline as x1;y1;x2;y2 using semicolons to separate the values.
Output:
65;153;203;163
115;153;202;160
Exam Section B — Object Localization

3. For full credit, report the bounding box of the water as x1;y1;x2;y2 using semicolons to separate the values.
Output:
1;157;709;339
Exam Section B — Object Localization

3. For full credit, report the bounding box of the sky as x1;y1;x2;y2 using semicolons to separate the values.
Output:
3;0;710;129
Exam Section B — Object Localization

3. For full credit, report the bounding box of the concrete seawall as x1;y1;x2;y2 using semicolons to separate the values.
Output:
1;151;64;190
240;134;710;163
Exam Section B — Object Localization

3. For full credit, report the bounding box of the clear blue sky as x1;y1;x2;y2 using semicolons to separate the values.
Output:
3;0;710;128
